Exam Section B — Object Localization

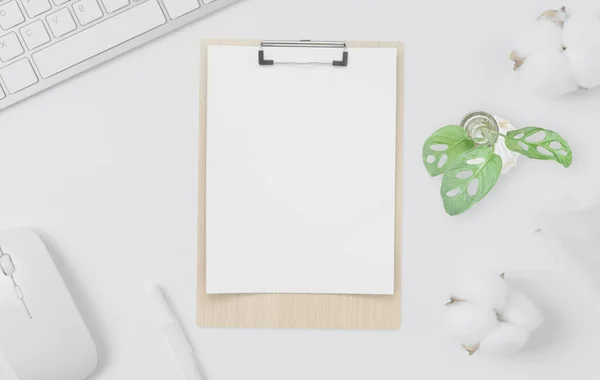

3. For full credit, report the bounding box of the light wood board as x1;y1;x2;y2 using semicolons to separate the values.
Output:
197;39;404;329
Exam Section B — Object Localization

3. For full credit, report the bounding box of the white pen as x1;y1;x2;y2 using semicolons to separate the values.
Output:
148;284;203;380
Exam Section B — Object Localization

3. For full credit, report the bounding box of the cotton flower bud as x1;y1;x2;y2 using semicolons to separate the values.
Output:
444;273;543;357
511;7;600;95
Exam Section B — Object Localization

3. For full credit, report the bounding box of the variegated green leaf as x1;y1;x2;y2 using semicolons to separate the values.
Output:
441;146;502;216
422;125;475;177
505;127;572;168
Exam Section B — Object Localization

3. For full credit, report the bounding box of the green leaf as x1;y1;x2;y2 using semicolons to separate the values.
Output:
422;125;475;177
505;127;572;168
441;146;502;216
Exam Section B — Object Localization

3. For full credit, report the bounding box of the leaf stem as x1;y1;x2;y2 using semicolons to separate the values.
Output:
468;123;506;147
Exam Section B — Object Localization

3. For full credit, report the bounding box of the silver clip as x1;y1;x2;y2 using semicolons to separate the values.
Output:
258;40;348;66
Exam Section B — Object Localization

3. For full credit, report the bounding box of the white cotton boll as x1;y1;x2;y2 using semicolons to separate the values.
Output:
478;322;531;357
444;301;499;346
513;20;564;58
450;272;508;310
498;290;543;333
565;47;600;88
516;51;579;97
563;12;600;49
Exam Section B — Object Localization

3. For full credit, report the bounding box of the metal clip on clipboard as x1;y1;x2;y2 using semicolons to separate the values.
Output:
258;40;349;67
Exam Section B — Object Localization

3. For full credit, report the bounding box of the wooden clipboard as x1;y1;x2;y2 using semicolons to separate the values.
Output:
197;39;404;330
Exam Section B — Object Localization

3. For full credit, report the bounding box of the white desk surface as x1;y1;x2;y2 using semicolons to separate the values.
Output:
1;0;600;378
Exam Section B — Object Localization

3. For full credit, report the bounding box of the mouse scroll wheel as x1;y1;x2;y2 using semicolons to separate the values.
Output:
0;253;16;276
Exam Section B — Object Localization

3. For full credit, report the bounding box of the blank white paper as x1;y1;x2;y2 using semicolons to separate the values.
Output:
205;45;397;294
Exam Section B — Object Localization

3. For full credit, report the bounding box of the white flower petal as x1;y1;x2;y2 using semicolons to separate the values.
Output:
492;116;519;175
516;51;578;97
444;301;499;346
563;12;600;49
450;271;508;310
479;322;531;357
514;20;564;58
565;47;600;88
498;290;543;332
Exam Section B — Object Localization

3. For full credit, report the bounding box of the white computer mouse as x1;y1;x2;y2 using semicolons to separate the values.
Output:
0;229;97;380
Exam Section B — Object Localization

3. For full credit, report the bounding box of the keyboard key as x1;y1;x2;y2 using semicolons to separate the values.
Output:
20;0;51;18
53;0;69;4
0;32;24;62
101;0;128;13
20;20;50;49
0;58;38;93
33;0;166;78
46;8;76;37
72;0;102;25
162;0;199;19
0;1;25;30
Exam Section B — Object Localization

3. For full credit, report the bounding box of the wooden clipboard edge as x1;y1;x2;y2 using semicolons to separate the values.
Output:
197;40;404;330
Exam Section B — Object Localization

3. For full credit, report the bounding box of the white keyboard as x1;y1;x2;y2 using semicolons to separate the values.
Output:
0;0;241;109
